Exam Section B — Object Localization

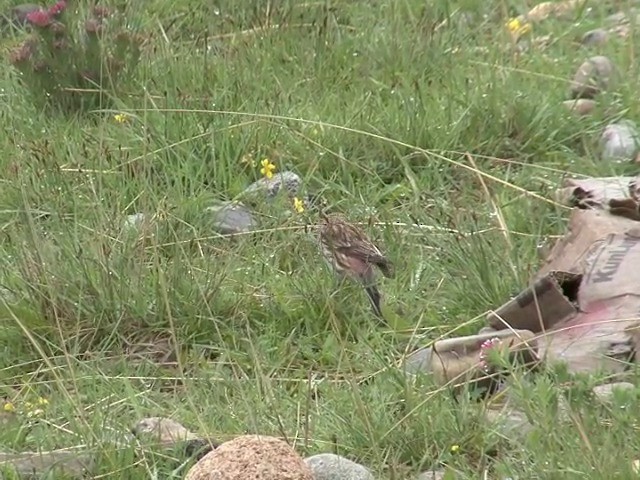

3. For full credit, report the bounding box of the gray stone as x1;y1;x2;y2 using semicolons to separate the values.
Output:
132;417;199;445
241;171;302;200
206;202;256;235
123;213;146;230
562;99;596;116
304;453;374;480
478;326;498;335
600;120;640;162
592;382;636;403
402;346;433;375
581;29;609;47
605;10;636;26
485;406;533;438
569;56;615;99
416;470;447;480
0;286;17;304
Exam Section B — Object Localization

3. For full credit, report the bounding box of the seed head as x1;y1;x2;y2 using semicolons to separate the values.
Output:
92;5;111;19
85;18;103;35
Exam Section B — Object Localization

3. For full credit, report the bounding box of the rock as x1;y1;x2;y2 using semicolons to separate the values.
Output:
0;286;17;304
485;405;533;438
131;417;200;446
185;438;220;460
206;202;256;235
600;120;640;162
605;10;636;26
241;171;302;200
131;416;219;458
581;29;608;47
610;24;631;40
569;56;615;99
478;326;498;335
416;469;447;480
0;450;95;478
562;99;596;116
185;435;313;480
592;382;635;403
123;213;146;230
304;453;374;480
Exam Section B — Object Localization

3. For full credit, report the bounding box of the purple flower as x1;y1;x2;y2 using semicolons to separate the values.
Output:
48;0;67;16
26;9;51;27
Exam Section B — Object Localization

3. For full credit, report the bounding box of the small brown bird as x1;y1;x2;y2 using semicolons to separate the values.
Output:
318;212;394;319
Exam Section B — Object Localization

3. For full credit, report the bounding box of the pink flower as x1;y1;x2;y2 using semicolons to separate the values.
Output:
26;9;51;27
48;0;67;16
479;337;502;372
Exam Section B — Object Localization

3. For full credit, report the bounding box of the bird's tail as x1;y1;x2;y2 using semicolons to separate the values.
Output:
376;259;394;279
364;284;385;321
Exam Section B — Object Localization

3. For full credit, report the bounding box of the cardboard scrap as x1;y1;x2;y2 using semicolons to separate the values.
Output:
537;209;636;277
487;271;580;332
555;176;638;209
405;175;640;387
404;329;539;389
488;197;640;374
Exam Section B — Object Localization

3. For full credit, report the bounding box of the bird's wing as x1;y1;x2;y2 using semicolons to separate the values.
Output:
337;241;388;266
342;243;394;278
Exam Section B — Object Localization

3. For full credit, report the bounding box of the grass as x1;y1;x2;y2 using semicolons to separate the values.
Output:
0;0;639;478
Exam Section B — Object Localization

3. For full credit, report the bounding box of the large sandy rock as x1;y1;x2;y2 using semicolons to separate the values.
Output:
185;435;313;480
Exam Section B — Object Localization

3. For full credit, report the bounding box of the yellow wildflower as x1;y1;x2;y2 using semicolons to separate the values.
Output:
3;402;15;413
506;16;532;39
260;158;276;179
293;197;305;214
113;113;128;124
450;444;460;454
36;397;49;406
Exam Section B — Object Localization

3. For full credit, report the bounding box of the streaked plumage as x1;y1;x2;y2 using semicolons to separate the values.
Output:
318;213;393;319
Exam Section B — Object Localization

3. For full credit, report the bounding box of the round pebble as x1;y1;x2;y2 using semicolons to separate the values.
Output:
241;171;302;200
206;202;256;235
581;29;608;47
592;382;635;403
600;120;640;162
569;55;615;99
562;99;596;116
304;454;374;480
123;213;146;230
416;470;447;480
131;417;198;444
